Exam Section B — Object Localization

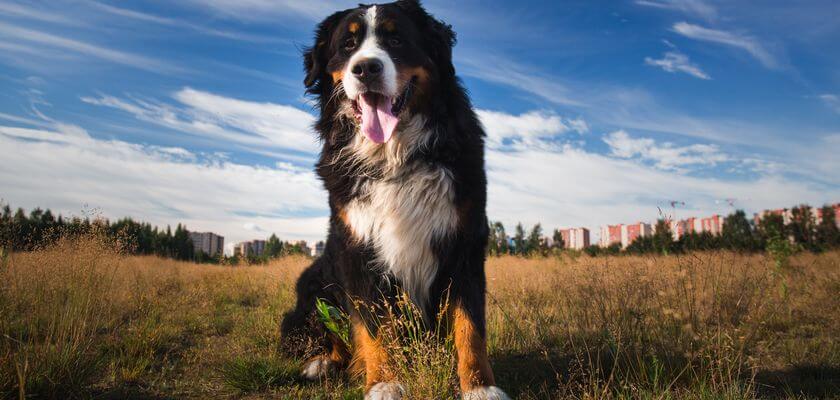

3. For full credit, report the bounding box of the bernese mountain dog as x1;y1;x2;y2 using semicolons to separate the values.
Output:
280;1;509;399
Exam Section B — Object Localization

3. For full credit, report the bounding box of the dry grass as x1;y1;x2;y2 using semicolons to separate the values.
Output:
1;238;838;399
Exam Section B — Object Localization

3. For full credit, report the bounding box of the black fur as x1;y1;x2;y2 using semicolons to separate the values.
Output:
281;0;489;362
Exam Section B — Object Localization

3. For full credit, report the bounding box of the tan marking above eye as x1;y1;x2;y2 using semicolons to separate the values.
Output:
383;20;396;32
349;22;360;33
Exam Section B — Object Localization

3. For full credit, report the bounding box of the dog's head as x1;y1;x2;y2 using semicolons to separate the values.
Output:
304;0;455;145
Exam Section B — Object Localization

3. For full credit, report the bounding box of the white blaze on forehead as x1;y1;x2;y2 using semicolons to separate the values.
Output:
343;5;398;100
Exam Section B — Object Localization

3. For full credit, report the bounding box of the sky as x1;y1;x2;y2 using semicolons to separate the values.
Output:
0;0;838;252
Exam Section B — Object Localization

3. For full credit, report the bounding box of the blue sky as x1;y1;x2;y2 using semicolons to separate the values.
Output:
1;0;838;250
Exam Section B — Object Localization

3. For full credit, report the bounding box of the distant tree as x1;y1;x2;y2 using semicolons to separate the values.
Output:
652;219;673;255
722;210;758;252
552;229;565;250
486;222;499;256
265;234;284;259
173;224;194;261
526;223;543;256
626;235;654;254
583;245;602;257
493;222;509;255
512;223;526;256
757;213;786;248
788;205;818;251
815;205;839;250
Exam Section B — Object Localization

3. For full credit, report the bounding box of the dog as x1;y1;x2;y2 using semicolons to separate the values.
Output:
280;1;509;399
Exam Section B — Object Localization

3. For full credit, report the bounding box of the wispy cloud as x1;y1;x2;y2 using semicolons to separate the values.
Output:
818;94;840;114
458;52;584;107
603;130;728;172
0;2;80;25
86;1;283;43
0;22;185;74
0;123;328;247
485;137;835;235
179;0;342;22
81;88;318;155
477;110;587;149
635;0;717;21
645;51;711;80
672;22;778;69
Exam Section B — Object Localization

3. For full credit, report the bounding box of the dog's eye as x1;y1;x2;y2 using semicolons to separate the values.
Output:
388;37;402;47
343;38;357;51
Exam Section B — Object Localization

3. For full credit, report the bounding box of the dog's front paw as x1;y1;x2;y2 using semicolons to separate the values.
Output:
463;386;511;400
365;381;405;400
300;356;334;380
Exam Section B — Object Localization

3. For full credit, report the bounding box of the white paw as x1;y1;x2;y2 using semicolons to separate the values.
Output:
300;357;333;380
463;386;511;400
365;381;405;400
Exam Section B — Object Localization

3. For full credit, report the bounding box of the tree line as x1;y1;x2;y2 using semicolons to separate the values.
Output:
488;204;840;257
0;203;317;265
3;202;837;261
0;204;196;260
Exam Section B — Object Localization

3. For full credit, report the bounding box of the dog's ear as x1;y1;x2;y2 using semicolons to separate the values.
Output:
304;10;350;91
397;1;456;79
395;0;423;9
427;18;456;77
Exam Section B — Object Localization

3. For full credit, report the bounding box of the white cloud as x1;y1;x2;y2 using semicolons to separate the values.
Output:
485;144;837;240
0;22;185;74
672;22;778;69
818;94;840;114
457;52;789;149
636;0;717;21
477;110;585;149
603;130;728;171
645;51;711;80
0;124;328;249
81;88;319;155
2;108;837;253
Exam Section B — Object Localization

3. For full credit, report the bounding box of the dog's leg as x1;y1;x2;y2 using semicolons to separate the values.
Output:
352;320;404;400
301;332;350;380
452;300;510;400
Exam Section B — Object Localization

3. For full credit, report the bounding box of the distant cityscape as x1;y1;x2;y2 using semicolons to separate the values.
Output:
186;203;840;257
187;232;326;259
544;203;840;251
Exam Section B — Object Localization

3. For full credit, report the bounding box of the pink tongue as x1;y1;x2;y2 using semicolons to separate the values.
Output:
359;94;399;144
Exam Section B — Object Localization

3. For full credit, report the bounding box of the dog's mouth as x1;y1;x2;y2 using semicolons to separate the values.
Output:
351;77;415;144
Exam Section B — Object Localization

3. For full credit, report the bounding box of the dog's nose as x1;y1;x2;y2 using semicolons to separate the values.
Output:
351;58;384;82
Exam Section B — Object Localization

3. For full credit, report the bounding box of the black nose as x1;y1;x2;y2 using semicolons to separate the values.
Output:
351;59;384;82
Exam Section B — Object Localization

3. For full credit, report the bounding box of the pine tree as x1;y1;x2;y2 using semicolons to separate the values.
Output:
265;234;284;259
493;222;509;255
526;223;543;256
788;205;817;250
653;219;673;255
513;223;526;256
722;210;757;252
757;213;785;248
815;205;840;250
486;222;499;256
552;229;565;250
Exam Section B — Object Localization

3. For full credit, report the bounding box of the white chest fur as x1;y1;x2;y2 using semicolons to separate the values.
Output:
344;165;458;306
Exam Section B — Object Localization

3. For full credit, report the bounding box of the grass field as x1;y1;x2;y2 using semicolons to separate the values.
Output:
1;237;838;399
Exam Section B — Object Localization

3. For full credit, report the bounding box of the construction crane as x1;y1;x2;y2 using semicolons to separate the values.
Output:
715;198;749;208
